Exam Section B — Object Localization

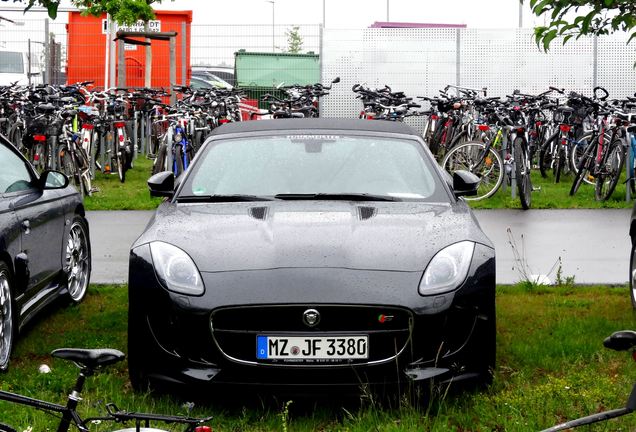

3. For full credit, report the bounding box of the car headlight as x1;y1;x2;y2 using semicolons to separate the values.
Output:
419;241;475;295
149;241;204;296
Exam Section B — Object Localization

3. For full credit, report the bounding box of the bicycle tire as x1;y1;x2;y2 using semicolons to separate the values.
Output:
32;142;46;173
569;137;596;196
441;141;504;201
76;147;93;197
0;422;17;432
152;143;168;175
174;145;185;177
514;137;532;210
448;130;468;150
554;145;565;184
570;133;598;185
58;145;76;180
117;152;126;183
539;133;558;178
595;139;625;201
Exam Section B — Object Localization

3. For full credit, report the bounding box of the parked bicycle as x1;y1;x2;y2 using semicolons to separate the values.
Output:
0;348;213;432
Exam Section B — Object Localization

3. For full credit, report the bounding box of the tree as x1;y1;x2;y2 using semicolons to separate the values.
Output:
0;0;165;24
285;26;303;54
529;0;636;51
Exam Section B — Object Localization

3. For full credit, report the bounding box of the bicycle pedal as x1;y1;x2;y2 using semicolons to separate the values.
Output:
90;187;100;193
532;186;542;192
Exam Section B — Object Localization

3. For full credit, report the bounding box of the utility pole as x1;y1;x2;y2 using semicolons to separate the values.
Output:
519;0;523;28
267;0;275;52
323;0;326;28
386;0;390;21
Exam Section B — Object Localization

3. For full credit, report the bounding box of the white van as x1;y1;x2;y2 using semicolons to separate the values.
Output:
0;50;41;86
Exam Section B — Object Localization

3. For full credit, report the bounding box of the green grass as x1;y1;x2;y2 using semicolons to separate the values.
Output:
469;171;633;209
83;157;163;210
1;285;636;431
80;158;635;211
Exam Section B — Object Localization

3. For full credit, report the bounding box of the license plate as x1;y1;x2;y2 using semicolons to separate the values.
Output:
256;335;368;360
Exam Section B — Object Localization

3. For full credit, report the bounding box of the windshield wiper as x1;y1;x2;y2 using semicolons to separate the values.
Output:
177;194;274;203
274;193;401;202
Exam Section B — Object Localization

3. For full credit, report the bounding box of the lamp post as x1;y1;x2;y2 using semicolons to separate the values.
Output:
267;0;275;52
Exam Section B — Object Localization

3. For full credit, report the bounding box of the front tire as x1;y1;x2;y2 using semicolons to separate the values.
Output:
631;239;636;309
0;262;15;372
64;217;91;303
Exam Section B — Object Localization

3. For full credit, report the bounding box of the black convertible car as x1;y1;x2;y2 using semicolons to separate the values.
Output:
0;134;90;371
128;119;495;393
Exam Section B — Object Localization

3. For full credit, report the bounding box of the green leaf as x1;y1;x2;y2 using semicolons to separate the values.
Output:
47;2;59;20
563;34;574;44
628;31;636;45
533;0;553;15
581;9;597;33
558;22;579;35
543;29;559;51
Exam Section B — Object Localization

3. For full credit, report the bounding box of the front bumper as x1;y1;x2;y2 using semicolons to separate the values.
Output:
128;242;495;389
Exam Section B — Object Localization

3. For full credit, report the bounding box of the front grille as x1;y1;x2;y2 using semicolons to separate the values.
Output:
211;305;412;367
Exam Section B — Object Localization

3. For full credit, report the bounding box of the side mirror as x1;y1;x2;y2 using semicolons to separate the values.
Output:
40;170;69;190
453;170;480;197
148;171;175;197
332;77;340;84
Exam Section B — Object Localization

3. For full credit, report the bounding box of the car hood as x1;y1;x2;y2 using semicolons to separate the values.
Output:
135;200;493;272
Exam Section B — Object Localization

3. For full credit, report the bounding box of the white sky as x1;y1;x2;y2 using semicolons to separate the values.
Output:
0;0;547;28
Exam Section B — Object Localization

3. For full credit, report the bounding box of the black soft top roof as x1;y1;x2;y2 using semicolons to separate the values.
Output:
211;118;421;137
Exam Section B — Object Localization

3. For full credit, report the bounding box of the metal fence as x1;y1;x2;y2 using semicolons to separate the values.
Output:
3;18;636;133
320;27;636;132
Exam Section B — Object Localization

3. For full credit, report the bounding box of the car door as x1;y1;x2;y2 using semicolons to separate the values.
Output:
0;140;66;293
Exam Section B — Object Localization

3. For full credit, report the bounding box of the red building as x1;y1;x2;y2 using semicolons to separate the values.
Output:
66;10;192;88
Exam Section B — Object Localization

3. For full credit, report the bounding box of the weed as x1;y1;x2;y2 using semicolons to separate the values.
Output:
279;400;293;432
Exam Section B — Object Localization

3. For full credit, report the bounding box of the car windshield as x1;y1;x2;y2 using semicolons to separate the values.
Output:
0;51;24;74
180;134;447;201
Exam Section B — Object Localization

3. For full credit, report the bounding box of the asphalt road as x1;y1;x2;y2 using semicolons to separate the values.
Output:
86;209;632;286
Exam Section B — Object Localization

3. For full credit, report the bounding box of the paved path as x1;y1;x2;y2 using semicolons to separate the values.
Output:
86;209;632;285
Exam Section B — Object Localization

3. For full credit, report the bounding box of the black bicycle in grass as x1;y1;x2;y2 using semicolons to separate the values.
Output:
540;330;636;431
0;348;212;432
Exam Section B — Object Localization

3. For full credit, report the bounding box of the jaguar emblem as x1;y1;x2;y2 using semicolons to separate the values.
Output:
303;309;320;327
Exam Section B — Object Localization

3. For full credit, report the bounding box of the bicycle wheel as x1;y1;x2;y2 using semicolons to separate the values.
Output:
569;137;597;196
32;142;46;174
152;143;167;175
174;145;185;177
554;145;566;184
538;137;556;178
116;142;126;183
58;144;76;180
514;137;532;210
0;423;17;432
441;141;504;201
570;133;597;185
595;139;625;201
76;147;93;197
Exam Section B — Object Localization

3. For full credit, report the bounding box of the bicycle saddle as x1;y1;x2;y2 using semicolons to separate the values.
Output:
36;103;56;114
603;330;636;351
51;348;125;369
